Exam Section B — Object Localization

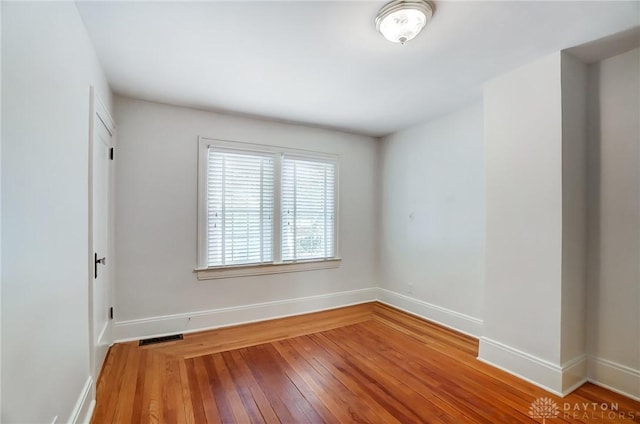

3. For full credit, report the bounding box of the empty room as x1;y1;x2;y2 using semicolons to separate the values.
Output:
2;0;640;423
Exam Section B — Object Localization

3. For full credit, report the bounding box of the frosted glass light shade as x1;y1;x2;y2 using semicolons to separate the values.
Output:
375;1;433;44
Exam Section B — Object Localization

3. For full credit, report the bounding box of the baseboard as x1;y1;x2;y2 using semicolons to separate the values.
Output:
478;338;592;397
114;287;378;342
376;288;483;337
562;354;588;395
68;376;94;424
478;337;564;396
588;355;640;401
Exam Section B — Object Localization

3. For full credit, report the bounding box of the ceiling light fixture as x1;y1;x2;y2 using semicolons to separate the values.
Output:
375;0;434;45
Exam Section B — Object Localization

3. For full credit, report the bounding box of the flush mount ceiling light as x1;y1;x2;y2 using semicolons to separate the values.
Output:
375;0;434;44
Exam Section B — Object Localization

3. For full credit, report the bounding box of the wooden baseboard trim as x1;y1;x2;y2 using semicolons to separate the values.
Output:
113;287;378;342
478;336;564;396
68;376;94;424
588;355;640;401
376;288;483;337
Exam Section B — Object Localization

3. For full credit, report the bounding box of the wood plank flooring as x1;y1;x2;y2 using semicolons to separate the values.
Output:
92;303;640;423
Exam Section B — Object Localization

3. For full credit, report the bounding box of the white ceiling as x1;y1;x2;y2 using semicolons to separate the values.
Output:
76;1;640;137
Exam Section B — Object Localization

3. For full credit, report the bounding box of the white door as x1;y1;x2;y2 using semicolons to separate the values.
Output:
90;89;115;382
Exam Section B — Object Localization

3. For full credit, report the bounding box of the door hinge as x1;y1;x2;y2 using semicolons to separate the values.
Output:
109;147;114;160
109;307;114;320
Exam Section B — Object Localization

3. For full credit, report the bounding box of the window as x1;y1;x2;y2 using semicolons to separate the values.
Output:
197;138;340;279
282;156;335;261
206;149;274;267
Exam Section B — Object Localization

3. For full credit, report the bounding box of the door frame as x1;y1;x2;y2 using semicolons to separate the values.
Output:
87;86;116;398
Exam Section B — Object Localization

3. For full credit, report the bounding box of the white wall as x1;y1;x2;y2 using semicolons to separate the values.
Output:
377;47;637;399
560;52;588;368
586;48;640;398
559;52;589;392
480;48;640;398
482;52;564;366
0;1;3;419
112;96;378;337
1;2;112;423
378;103;485;335
479;52;594;395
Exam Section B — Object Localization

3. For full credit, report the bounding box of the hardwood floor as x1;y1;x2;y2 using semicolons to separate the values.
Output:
92;303;640;423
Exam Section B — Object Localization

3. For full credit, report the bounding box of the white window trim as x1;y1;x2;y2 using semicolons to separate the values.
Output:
196;137;341;280
194;258;342;280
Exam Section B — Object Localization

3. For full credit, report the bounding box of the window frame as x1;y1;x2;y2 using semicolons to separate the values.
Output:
196;137;341;280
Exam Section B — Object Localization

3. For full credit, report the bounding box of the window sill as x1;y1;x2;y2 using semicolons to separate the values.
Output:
194;258;342;280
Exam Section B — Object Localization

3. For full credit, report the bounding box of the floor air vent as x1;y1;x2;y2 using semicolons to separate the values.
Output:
139;334;183;346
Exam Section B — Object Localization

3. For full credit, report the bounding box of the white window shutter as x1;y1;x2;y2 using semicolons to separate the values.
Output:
207;148;274;266
281;156;336;261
